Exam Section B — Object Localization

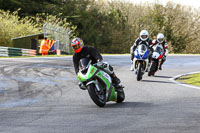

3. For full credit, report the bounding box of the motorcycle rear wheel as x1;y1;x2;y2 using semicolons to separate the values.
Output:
117;88;125;103
87;84;106;107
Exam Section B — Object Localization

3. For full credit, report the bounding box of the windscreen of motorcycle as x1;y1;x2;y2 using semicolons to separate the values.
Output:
79;58;91;72
138;44;147;55
153;45;164;55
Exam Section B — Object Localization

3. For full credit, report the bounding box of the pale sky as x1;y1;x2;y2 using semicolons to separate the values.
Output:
124;0;200;8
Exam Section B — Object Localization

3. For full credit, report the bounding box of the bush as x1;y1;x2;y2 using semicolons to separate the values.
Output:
1;0;200;54
0;9;40;47
0;10;76;48
107;1;200;54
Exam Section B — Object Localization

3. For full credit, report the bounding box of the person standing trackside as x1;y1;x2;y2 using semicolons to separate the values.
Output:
40;37;49;56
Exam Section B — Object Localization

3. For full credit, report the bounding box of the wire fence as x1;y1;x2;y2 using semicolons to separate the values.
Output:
43;23;72;54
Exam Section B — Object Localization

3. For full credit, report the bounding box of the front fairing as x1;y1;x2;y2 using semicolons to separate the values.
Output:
78;65;117;102
134;44;149;60
152;45;164;59
133;45;149;72
152;52;160;59
77;65;97;82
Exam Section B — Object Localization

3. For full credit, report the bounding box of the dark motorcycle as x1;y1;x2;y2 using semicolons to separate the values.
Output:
148;45;164;76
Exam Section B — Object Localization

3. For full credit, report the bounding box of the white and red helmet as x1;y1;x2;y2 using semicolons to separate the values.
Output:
157;33;165;43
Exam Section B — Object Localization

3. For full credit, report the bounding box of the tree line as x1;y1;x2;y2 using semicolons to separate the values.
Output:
0;0;200;54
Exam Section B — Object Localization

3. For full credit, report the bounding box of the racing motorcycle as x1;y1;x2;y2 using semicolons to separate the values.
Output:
77;58;125;107
148;44;164;76
132;44;149;81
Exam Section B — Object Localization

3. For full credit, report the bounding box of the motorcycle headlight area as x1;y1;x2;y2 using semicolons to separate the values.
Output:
139;50;145;55
139;50;146;58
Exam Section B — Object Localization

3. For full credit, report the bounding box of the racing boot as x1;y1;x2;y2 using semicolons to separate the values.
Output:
113;76;121;86
159;61;164;70
159;65;162;70
111;73;120;84
130;57;134;71
111;73;123;92
130;63;134;71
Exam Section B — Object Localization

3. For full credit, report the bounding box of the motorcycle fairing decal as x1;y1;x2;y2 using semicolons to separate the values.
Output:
90;67;95;74
142;50;149;59
95;75;115;102
135;49;141;59
88;65;97;77
96;71;111;91
158;55;163;59
77;65;97;82
101;72;112;83
96;71;118;101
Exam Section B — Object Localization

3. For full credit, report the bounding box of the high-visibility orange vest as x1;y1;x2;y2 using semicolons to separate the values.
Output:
40;39;49;54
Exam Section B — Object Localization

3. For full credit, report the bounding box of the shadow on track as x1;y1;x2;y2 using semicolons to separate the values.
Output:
105;102;155;108
141;80;174;84
154;75;172;78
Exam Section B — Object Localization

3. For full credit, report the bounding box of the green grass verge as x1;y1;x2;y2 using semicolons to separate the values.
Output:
177;73;200;87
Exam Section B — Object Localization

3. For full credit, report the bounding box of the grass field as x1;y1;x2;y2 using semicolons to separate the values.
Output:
177;73;200;87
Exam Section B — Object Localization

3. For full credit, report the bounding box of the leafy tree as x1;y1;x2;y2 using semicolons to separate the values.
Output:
0;10;76;47
1;0;200;53
0;9;40;47
0;0;60;16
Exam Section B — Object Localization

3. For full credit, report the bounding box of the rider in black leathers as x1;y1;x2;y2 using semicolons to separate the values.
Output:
130;30;152;71
71;37;121;90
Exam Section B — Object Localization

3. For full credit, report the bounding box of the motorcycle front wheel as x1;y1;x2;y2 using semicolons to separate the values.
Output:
137;62;143;81
148;60;158;76
87;84;106;107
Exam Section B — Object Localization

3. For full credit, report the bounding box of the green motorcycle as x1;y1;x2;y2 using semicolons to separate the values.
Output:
77;58;125;107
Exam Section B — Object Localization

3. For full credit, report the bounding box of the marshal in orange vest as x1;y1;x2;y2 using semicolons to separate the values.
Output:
39;38;55;56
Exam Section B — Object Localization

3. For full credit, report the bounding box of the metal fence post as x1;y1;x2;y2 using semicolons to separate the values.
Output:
43;23;72;55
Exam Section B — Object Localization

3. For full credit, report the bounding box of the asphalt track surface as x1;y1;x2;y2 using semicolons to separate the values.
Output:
0;55;200;133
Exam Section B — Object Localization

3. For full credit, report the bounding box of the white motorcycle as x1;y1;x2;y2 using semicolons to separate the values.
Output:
148;44;164;76
132;44;149;81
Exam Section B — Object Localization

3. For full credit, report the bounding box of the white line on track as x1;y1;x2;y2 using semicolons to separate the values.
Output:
169;71;200;90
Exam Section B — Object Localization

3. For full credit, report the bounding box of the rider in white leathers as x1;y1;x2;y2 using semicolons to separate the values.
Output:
151;33;168;70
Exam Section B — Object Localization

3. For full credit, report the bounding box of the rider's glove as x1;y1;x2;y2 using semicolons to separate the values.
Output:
96;60;103;67
162;55;166;61
78;82;86;90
